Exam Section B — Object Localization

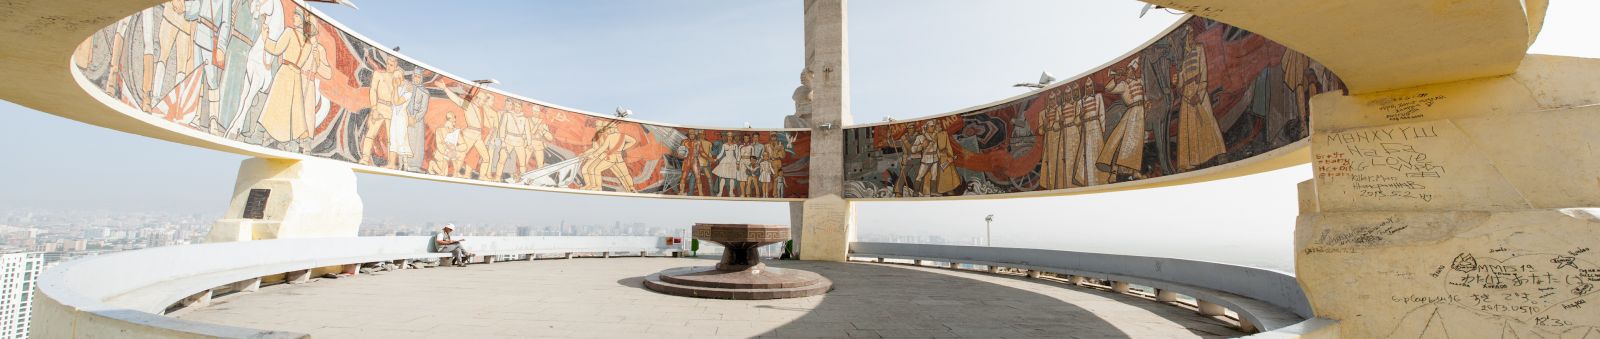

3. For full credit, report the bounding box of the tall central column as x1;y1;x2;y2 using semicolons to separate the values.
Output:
795;0;855;261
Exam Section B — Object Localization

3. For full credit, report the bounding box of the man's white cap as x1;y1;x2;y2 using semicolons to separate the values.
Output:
443;223;456;230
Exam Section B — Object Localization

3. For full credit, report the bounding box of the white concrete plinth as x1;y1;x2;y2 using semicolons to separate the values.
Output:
179;289;213;309
798;196;854;262
207;158;363;242
1111;281;1130;294
286;270;310;284
1197;300;1226;316
234;278;261;293
1156;289;1179;302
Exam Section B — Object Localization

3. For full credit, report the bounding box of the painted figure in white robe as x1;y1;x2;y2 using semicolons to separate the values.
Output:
1097;59;1148;181
364;55;407;168
712;132;745;197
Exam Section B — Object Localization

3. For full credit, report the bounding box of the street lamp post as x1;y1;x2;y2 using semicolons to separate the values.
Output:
984;214;994;247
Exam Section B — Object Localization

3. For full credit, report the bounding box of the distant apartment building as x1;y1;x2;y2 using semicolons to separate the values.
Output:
0;252;41;338
30;243;55;254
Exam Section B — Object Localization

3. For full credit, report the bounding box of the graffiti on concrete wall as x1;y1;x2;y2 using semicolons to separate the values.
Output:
842;17;1344;198
71;0;809;199
1298;213;1600;338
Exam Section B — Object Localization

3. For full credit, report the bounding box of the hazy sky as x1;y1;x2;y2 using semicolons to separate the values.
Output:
2;0;1596;270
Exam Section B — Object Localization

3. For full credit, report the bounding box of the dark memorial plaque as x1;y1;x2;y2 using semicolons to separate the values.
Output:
242;189;270;220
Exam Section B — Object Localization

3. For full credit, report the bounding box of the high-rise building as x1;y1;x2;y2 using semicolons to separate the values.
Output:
516;226;532;237
0;252;41;339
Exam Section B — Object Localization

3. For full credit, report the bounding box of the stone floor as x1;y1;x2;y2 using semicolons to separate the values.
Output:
175;257;1245;338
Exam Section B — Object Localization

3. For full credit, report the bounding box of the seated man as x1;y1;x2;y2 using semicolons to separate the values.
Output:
434;224;474;267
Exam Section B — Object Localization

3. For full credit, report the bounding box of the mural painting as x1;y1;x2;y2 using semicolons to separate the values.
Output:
842;17;1345;198
71;0;810;199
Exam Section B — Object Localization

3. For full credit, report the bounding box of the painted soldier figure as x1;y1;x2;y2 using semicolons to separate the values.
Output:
678;130;714;196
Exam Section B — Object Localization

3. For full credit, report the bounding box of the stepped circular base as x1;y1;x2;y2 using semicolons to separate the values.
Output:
643;266;832;300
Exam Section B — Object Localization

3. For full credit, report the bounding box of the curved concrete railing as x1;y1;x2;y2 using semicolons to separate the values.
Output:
66;0;810;200
842;16;1345;200
32;236;679;338
848;242;1337;337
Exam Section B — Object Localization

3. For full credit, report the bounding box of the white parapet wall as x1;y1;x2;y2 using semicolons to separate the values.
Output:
32;236;678;338
848;242;1335;337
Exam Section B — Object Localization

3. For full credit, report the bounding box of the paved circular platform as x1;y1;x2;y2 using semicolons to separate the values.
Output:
645;266;832;300
658;266;826;289
174;258;1246;338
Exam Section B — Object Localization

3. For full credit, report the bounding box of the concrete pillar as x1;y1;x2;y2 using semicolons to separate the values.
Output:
874;257;883;263
913;259;922;266
1197;300;1226;316
1111;281;1131;294
986;265;1000;274
1294;56;1600;337
1239;316;1259;333
179;289;213;309
392;259;407;269
794;0;855;262
1156;289;1179;302
564;252;573;259
1026;270;1040;278
207;158;362;242
233;277;261;293
639;251;647;257
947;262;958;269
786;203;805;258
482;256;496;264
286;269;311;284
603;252;611;258
1067;276;1085;285
342;264;359;276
